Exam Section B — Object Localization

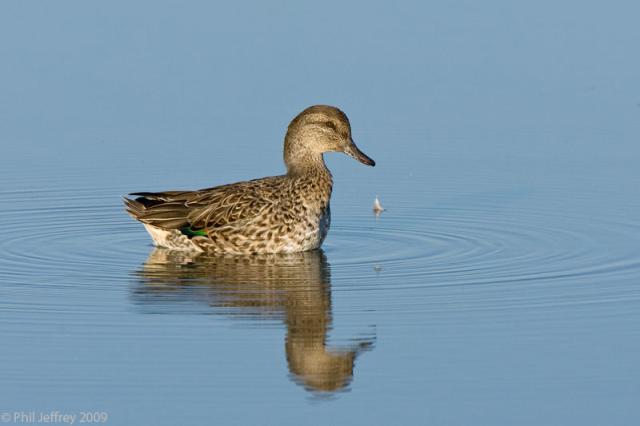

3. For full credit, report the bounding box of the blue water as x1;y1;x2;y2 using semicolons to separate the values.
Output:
1;2;640;425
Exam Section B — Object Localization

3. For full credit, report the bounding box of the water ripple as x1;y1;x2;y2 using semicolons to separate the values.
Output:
1;188;639;314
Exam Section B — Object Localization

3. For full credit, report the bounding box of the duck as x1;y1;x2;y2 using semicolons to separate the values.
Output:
124;105;375;254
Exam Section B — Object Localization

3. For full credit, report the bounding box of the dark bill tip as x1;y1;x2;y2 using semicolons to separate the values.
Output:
345;142;376;167
359;152;376;167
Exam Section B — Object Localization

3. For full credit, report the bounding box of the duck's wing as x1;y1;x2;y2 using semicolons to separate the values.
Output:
124;177;282;232
184;180;281;230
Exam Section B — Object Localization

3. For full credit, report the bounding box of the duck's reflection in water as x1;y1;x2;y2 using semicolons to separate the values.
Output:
133;248;374;393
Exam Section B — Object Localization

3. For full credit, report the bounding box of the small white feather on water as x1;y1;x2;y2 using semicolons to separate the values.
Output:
373;195;385;214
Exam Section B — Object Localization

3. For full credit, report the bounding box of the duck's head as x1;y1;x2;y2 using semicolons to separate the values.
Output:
284;105;375;173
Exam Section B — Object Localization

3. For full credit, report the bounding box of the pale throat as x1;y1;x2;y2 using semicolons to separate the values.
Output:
284;139;331;177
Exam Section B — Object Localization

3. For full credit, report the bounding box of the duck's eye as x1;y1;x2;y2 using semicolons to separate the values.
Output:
322;121;337;131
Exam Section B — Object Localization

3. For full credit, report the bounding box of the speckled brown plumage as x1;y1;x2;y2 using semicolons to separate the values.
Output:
124;105;375;254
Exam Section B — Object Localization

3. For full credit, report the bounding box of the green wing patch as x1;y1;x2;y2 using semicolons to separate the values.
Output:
180;226;207;237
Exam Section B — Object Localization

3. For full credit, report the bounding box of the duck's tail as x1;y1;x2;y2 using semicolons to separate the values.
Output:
123;196;146;219
123;192;190;229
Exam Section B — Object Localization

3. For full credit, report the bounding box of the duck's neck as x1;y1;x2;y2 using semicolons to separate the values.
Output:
284;135;331;178
285;152;331;177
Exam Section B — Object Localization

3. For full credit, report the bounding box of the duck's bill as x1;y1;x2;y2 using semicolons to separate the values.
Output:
345;140;376;167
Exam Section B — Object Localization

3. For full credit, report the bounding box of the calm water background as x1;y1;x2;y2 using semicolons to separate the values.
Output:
1;1;640;425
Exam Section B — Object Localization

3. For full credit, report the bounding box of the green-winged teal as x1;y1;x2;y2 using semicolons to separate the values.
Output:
124;105;375;254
